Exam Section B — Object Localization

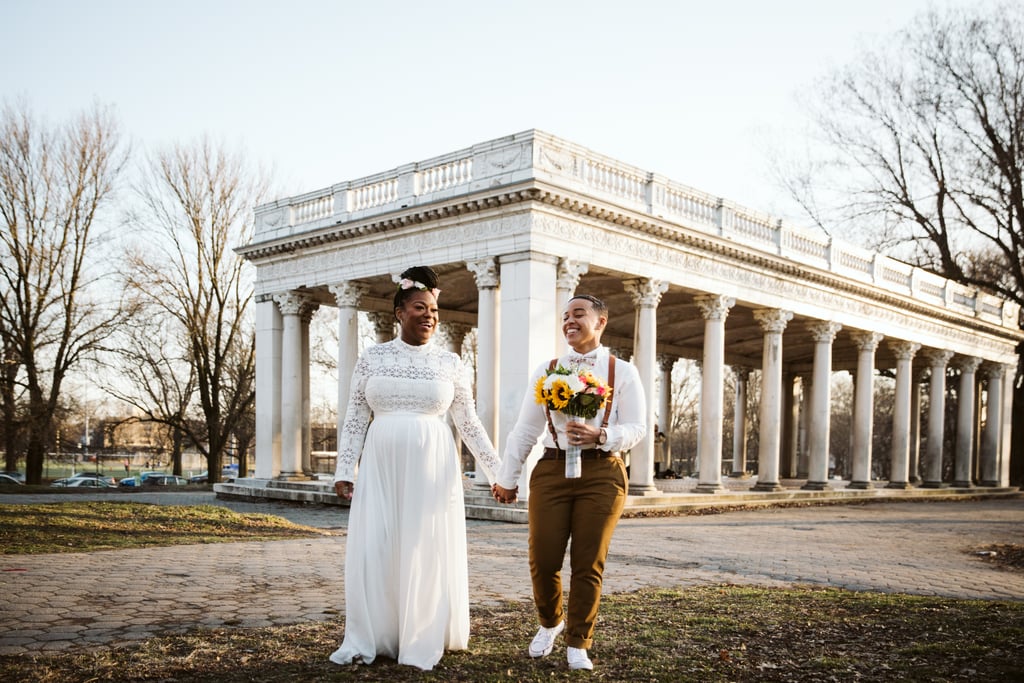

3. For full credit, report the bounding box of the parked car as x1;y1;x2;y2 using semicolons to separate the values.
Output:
190;466;239;484
65;472;118;486
1;471;24;482
52;477;117;488
142;474;189;487
119;471;163;487
0;473;23;486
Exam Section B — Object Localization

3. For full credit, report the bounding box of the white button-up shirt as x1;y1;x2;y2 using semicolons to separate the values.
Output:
496;345;647;489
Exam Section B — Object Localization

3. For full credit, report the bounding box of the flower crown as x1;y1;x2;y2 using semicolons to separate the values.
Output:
398;278;441;299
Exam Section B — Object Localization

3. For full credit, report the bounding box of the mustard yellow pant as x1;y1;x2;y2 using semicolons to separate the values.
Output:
527;455;628;649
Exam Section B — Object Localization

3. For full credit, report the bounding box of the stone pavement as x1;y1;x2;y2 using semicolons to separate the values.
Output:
1;492;1022;655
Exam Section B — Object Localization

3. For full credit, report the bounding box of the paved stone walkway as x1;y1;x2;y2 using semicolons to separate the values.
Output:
1;492;1022;655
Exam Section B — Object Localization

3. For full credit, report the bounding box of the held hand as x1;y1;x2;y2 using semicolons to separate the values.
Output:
492;483;518;504
334;480;354;500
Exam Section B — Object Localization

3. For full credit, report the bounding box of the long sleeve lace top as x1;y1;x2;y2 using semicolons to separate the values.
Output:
332;338;501;485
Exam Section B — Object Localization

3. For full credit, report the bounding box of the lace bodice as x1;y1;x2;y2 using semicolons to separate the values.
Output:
334;339;500;483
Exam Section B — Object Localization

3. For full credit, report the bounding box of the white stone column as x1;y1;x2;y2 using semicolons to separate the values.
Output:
368;311;395;343
753;308;793;491
694;294;735;493
657;353;675;472
848;331;883;489
782;372;799;479
730;367;751;477
273;291;312;480
498;252;558;499
979;362;1005;486
952;355;981;488
999;362;1015;485
919;350;953;488
797;374;811;478
909;368;925;483
887;340;921;489
624;278;668;495
466;258;500;446
254;296;283;479
329;281;368;427
300;301;319;476
1000;364;1015;486
802;321;842;490
555;259;589;357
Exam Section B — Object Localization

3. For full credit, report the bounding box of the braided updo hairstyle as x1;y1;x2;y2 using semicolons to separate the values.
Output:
393;265;440;311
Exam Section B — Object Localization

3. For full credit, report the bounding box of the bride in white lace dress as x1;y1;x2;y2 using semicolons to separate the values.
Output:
330;266;502;672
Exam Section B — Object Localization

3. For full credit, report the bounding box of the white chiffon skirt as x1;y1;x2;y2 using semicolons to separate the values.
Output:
330;413;469;671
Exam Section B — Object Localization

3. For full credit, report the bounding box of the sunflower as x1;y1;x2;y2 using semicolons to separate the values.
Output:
534;376;548;404
549;379;572;410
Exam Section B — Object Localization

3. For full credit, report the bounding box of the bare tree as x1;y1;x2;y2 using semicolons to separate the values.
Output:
789;2;1024;483
123;137;266;484
0;101;128;483
103;312;196;475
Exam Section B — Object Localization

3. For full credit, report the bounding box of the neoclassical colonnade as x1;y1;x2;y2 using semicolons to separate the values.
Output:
239;130;1023;498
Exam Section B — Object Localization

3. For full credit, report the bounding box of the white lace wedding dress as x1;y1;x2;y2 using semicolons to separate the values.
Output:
329;338;501;671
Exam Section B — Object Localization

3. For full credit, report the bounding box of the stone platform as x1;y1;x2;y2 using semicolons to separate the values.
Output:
214;477;1019;524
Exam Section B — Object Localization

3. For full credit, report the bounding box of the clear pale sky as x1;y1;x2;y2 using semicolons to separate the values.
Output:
4;0;942;225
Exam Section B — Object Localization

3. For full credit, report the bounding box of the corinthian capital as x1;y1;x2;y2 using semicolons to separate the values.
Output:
753;308;793;334
273;291;312;316
887;340;921;362
466;258;499;289
329;281;369;308
693;293;735;321
556;259;589;291
850;331;884;353
623;279;669;308
919;349;954;370
805;321;842;343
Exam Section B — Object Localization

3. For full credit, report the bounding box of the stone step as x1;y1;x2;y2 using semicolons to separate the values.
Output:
214;478;1019;523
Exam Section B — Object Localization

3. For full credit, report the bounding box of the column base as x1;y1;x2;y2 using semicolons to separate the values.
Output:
952;480;975;488
628;483;663;496
847;480;874;490
752;481;783;492
801;481;830;491
694;483;724;494
920;481;947;489
885;481;912;490
728;471;751;479
276;472;313;481
978;480;1000;487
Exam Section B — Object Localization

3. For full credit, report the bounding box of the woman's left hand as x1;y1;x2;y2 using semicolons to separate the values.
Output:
566;421;598;446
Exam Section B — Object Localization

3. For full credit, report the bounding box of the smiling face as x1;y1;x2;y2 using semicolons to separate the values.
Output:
396;290;439;346
562;296;607;353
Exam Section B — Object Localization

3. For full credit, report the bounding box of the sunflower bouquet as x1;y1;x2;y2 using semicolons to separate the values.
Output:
535;364;613;478
534;364;613;419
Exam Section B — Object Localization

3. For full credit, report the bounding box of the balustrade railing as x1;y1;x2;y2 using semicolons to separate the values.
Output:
253;129;1018;329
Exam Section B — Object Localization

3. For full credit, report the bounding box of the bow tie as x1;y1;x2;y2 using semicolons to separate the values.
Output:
568;353;597;367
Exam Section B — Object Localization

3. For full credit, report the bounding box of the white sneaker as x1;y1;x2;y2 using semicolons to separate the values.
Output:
567;646;593;670
528;621;565;658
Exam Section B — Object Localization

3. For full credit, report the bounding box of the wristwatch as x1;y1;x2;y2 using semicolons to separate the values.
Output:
597;428;607;446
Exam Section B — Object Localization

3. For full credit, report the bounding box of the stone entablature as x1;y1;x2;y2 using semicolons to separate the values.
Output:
246;129;1019;335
